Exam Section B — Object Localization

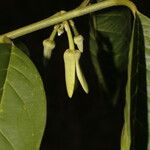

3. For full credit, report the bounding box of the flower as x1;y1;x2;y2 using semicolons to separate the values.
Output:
74;35;84;52
63;49;76;98
75;50;88;94
63;49;89;98
43;39;55;59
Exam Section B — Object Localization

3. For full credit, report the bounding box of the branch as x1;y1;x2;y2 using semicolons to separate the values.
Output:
0;0;136;39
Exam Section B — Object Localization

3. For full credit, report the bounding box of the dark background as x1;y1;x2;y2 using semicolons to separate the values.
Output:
0;1;149;150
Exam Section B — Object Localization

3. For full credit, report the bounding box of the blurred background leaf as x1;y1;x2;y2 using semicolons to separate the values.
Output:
89;6;132;105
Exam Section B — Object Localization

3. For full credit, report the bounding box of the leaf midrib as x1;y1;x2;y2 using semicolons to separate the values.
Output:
0;46;17;150
0;46;12;105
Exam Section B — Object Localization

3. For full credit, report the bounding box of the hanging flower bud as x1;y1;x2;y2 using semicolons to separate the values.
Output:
63;49;76;98
74;35;84;52
75;50;89;93
43;39;55;59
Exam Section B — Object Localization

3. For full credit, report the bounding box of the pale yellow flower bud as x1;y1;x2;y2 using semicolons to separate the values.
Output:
43;39;55;59
63;49;76;98
75;50;89;93
74;35;84;52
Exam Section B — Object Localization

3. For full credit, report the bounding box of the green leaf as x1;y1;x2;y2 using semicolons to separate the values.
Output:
89;5;149;150
138;12;150;150
120;13;148;150
0;44;46;150
120;19;135;150
13;40;30;56
89;6;132;104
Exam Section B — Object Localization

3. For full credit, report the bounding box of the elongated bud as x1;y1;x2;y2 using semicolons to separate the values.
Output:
43;39;55;59
75;50;89;94
63;49;76;98
74;35;84;52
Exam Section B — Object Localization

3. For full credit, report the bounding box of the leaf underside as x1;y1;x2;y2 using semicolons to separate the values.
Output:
0;44;46;150
90;6;132;105
121;13;148;150
138;12;150;150
90;4;149;150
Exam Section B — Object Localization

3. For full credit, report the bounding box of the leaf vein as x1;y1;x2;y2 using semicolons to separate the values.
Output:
10;65;32;86
97;28;121;34
12;53;30;68
0;69;7;72
6;81;25;105
144;34;150;40
0;47;11;105
0;129;16;150
143;23;150;28
96;13;123;17
5;81;35;132
0;53;10;56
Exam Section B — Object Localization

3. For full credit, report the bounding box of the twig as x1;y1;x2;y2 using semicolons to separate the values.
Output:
0;0;136;39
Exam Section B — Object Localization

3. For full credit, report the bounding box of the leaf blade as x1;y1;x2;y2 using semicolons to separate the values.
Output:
138;12;150;150
0;44;46;150
89;6;132;104
122;13;148;150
